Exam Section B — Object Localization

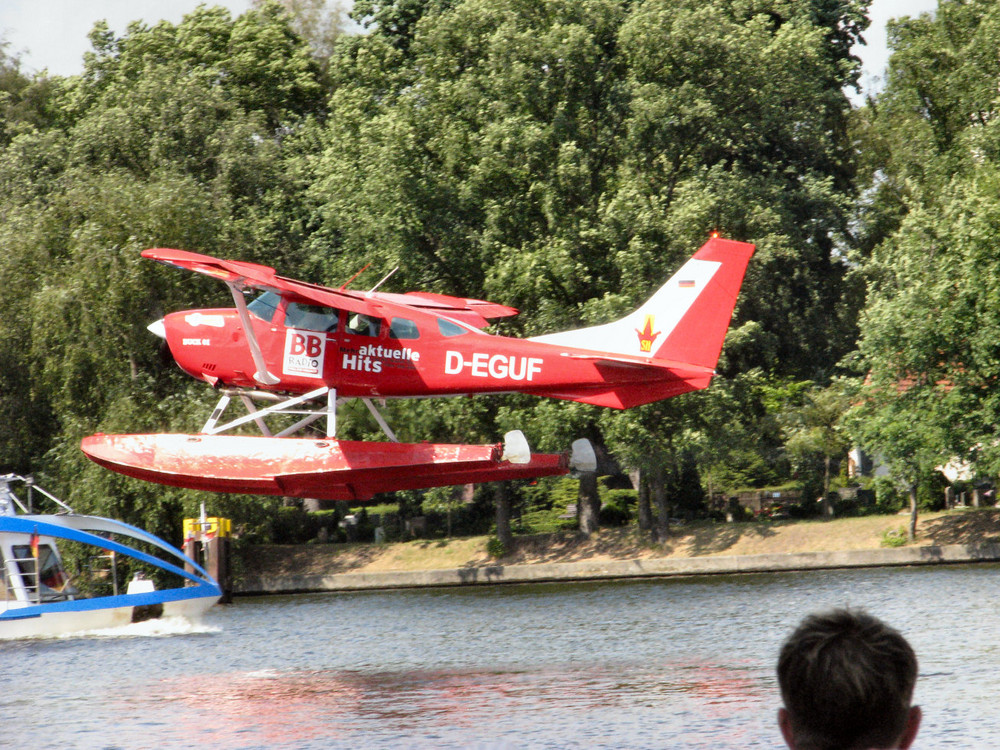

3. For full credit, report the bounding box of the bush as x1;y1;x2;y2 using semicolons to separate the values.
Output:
880;527;908;547
601;487;637;509
267;505;339;544
486;536;507;558
268;505;311;543
872;477;905;514
598;501;630;527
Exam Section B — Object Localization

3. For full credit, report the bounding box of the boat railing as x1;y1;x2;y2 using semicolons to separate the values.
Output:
2;561;12;604
3;553;41;604
0;473;74;515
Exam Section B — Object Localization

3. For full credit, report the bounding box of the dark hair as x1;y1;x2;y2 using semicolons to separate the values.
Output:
777;608;918;750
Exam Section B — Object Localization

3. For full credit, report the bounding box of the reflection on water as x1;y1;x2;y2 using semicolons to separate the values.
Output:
2;564;999;748
143;661;771;749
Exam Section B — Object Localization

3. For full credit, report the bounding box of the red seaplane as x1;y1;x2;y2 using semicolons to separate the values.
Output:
81;236;754;501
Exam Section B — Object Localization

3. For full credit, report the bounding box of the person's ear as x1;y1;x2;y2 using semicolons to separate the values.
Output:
898;705;922;749
778;708;796;749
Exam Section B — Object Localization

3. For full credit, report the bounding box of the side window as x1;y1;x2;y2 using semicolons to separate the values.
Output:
438;318;468;337
346;313;382;337
286;302;339;332
390;317;420;340
247;291;280;322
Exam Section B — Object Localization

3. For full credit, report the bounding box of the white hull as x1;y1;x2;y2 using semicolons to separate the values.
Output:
0;593;219;640
2;475;223;640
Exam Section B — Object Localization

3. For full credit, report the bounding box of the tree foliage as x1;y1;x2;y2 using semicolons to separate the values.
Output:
11;0;967;545
310;0;868;532
851;1;1000;519
0;3;326;539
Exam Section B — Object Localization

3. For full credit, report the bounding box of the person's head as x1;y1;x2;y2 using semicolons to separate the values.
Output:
777;608;920;750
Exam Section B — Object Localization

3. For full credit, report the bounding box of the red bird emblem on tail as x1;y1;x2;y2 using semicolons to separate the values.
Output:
636;314;660;353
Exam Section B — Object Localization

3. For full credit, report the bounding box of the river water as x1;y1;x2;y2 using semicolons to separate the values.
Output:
2;564;998;749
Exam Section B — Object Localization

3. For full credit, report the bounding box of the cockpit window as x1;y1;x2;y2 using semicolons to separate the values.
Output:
389;317;420;340
286;302;339;332
247;291;280;322
346;313;381;337
438;318;469;337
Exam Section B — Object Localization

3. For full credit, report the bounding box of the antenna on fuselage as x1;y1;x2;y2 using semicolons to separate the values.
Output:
338;264;371;290
367;267;399;294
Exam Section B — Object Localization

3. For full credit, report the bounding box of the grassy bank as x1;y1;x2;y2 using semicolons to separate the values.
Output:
237;507;1000;582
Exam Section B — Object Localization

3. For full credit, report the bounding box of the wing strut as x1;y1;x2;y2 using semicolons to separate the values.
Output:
202;386;332;435
362;398;399;442
227;282;280;386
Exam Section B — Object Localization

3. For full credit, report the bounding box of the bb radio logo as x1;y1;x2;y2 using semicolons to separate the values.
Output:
283;329;326;377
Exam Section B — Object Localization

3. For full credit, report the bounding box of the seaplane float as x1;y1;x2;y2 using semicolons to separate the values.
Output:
0;474;220;639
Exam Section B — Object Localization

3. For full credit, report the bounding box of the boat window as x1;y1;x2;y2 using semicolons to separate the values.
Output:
438;318;469;337
346;313;382;337
285;302;339;332
13;544;70;600
247;291;280;322
389;317;420;340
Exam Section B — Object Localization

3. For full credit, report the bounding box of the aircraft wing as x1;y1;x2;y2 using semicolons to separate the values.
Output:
353;291;518;329
143;248;517;326
143;248;279;287
144;248;384;317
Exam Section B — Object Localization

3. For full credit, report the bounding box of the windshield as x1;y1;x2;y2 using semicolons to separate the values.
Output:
247;291;280;322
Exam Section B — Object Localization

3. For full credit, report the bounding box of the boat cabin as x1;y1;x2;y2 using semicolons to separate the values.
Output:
1;478;76;609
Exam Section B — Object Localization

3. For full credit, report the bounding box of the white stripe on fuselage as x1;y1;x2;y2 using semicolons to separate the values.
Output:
527;258;721;356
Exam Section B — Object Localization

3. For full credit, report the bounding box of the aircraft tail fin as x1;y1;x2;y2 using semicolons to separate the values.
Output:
529;237;754;369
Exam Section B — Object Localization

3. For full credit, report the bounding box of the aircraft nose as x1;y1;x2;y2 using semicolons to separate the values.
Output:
147;318;166;339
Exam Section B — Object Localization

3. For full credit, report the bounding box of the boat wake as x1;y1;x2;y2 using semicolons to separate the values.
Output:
53;616;221;640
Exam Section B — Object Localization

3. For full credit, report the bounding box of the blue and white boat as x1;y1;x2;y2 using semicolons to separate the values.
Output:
1;474;221;639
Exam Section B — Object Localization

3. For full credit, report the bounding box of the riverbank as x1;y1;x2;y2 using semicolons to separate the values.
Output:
233;507;1000;595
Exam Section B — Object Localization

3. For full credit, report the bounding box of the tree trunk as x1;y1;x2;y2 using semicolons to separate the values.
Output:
821;455;834;516
632;469;653;532
578;471;600;536
494;481;513;552
652;469;670;542
907;483;918;542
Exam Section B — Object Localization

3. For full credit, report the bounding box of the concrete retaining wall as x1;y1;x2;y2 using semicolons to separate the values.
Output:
234;541;1000;595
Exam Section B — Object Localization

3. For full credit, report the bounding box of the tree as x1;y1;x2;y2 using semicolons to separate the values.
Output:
781;381;855;515
0;0;882;542
843;2;1000;538
312;0;872;536
851;171;1000;500
0;4;328;537
853;0;1000;254
848;385;949;542
848;186;1000;539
